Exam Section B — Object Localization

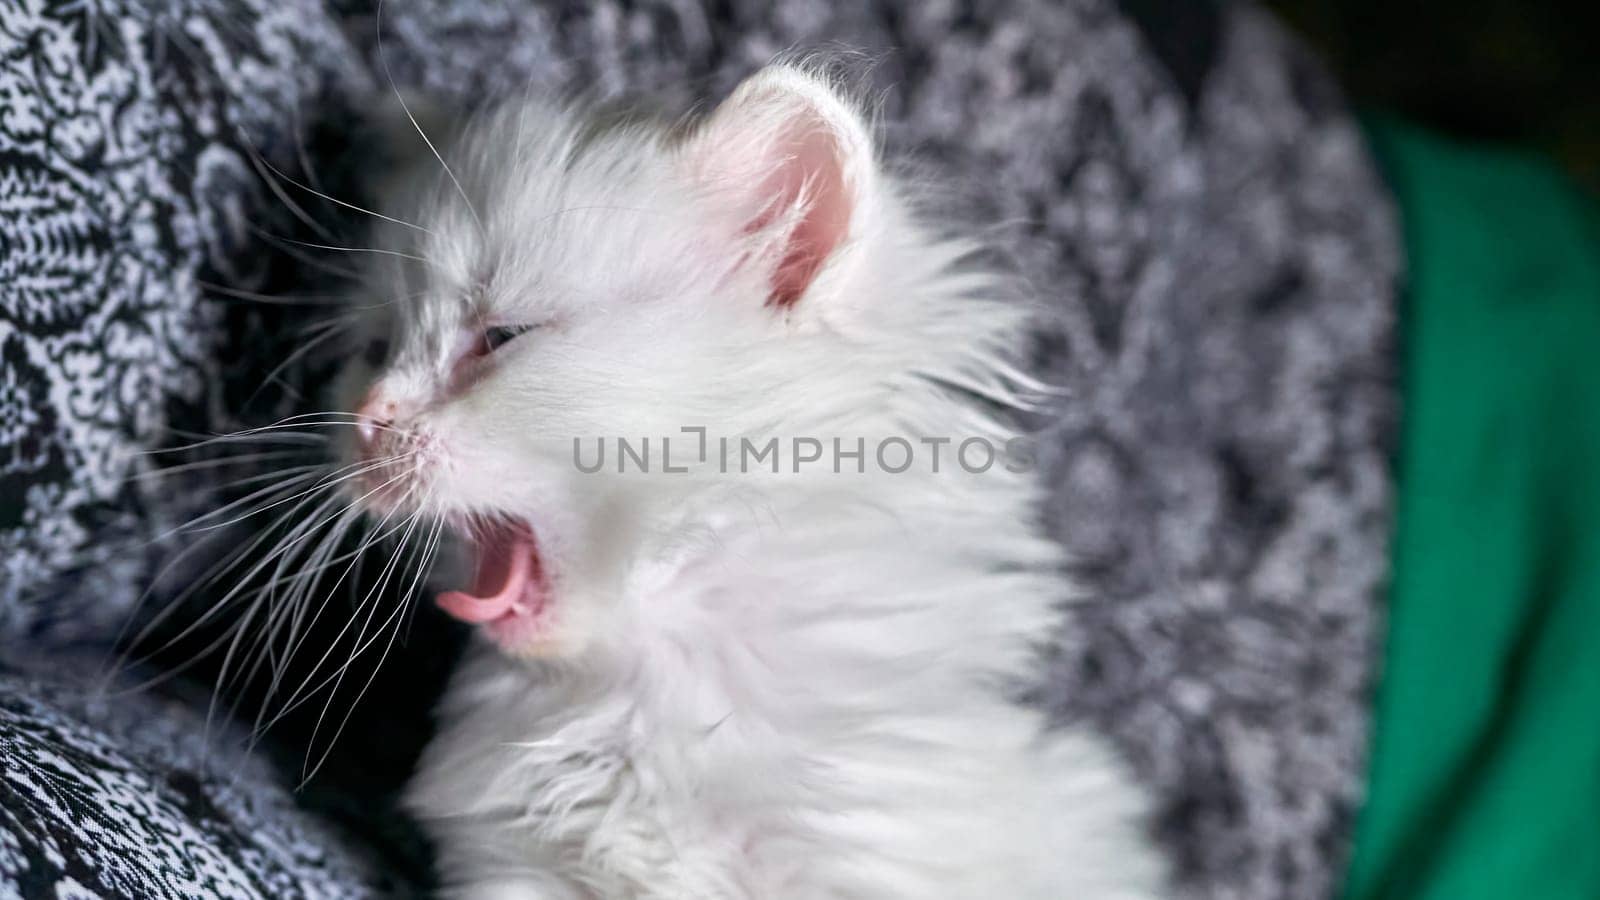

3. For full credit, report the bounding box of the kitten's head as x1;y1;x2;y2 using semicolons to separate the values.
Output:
339;64;974;658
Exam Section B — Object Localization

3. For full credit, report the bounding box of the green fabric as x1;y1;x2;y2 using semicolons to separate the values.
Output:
1344;120;1600;900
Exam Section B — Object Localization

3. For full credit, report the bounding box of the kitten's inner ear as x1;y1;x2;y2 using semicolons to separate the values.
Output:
685;67;874;309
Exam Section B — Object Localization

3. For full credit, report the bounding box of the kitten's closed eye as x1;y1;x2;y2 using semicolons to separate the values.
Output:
482;324;537;354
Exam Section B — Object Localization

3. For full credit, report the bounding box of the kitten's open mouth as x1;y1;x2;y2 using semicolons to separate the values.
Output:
436;520;551;648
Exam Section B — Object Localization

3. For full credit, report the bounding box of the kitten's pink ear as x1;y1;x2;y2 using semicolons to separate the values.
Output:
683;65;876;309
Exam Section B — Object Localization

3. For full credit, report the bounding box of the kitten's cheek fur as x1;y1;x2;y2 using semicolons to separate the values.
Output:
499;587;601;660
506;507;633;661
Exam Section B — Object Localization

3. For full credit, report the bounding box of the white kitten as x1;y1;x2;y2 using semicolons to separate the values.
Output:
342;63;1165;899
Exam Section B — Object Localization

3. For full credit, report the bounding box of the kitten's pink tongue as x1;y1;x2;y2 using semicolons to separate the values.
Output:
437;527;537;624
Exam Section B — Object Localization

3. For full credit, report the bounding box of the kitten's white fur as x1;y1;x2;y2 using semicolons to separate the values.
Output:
348;63;1164;899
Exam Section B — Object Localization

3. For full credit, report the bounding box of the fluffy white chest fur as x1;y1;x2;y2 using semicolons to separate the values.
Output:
409;490;1162;899
343;62;1164;899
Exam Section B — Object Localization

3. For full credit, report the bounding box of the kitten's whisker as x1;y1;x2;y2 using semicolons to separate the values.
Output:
225;414;405;436
258;494;422;721
248;224;365;280
300;497;442;766
272;410;369;422
140;467;328;522
251;150;438;237
98;520;253;694
297;308;387;340
146;468;325;543
197;280;349;307
109;489;333;693
206;490;353;734
120;474;354;666
301;510;444;786
299;498;426;779
377;0;484;239
216;488;381;733
183;456;391;535
287;100;330;204
260;472;428;727
242;144;341;244
140;430;329;456
127;452;313;481
276;236;437;269
145;458;368;589
250;507;370;720
245;317;353;408
144;419;399;460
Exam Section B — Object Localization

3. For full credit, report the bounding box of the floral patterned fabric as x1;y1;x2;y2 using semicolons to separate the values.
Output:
0;0;369;642
0;659;393;898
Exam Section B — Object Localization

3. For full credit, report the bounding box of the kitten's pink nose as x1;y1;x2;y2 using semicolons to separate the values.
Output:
355;387;401;455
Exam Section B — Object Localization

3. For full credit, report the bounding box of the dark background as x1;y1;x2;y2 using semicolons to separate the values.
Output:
1266;0;1600;192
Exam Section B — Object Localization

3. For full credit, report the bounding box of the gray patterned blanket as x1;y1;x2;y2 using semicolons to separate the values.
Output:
0;1;1396;897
